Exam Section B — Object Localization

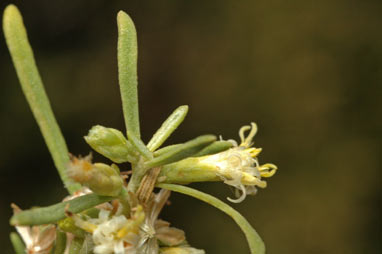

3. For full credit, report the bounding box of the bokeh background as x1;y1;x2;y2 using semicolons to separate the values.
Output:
0;0;380;253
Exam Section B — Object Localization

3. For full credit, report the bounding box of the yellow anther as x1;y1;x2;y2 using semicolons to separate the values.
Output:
247;147;262;157
259;163;278;178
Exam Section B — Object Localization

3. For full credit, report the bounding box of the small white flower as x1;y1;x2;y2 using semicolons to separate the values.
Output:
159;123;277;203
73;206;144;254
203;123;277;202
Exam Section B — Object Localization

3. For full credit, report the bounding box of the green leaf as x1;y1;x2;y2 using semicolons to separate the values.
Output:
147;105;189;151
192;140;233;157
153;144;182;157
145;135;216;168
10;193;112;226
10;232;25;254
158;183;265;254
54;230;67;254
2;4;81;194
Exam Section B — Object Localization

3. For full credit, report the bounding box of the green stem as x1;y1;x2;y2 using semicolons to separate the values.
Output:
127;161;146;193
10;193;112;226
10;232;25;254
2;4;80;194
157;183;265;254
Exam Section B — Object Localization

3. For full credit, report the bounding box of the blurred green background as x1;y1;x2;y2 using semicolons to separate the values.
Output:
0;0;380;253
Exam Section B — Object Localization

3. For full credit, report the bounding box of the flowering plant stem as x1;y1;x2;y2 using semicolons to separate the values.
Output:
157;183;265;254
2;5;81;194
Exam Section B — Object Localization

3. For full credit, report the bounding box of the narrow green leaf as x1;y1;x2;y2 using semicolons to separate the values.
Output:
54;230;67;254
147;105;189;151
10;232;25;254
10;193;112;226
117;11;140;138
145;135;216;168
153;144;182;157
158;183;265;254
192;140;233;157
2;4;80;194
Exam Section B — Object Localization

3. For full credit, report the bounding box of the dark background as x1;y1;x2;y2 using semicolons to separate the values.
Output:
0;0;380;253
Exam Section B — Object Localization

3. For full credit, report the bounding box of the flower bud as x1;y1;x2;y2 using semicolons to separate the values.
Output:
67;155;124;196
84;125;136;163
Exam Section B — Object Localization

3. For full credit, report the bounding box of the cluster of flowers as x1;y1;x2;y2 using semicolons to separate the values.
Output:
11;123;276;254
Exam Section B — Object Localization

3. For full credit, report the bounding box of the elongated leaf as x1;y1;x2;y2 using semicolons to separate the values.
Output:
10;193;112;226
147;105;189;151
192;140;233;157
157;183;265;254
10;232;25;254
54;230;67;254
145;135;216;168
153;144;182;157
2;4;81;194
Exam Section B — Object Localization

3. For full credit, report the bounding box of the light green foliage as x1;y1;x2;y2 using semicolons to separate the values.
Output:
10;194;112;226
54;230;67;254
147;105;189;151
2;4;81;194
4;5;273;254
10;232;25;254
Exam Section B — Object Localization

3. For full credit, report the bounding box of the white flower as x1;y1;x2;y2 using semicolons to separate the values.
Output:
159;123;277;203
73;206;144;254
203;123;277;202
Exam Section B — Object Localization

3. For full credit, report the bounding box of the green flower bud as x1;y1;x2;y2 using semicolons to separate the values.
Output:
84;125;137;163
67;155;124;196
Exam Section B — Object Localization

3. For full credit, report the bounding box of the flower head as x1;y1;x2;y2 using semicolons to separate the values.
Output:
72;205;144;254
159;123;277;203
